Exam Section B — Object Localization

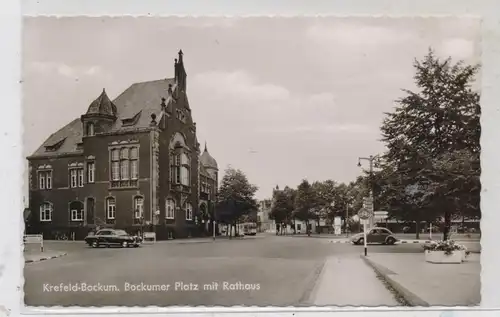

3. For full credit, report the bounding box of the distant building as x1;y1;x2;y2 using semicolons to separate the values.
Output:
26;50;219;240
257;199;273;232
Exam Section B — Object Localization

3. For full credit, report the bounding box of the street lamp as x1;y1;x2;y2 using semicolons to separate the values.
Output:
357;154;381;228
213;194;218;241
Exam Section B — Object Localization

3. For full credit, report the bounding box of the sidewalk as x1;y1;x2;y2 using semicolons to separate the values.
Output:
289;233;480;241
309;255;399;306
24;250;67;263
362;253;481;306
146;235;265;245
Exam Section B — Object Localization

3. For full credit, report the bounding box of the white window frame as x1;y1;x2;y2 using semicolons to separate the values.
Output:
185;203;193;221
106;198;116;219
166;199;175;219
110;146;139;183
134;197;144;219
40;202;52;222
181;166;190;186
111;161;120;181
87;161;95;183
70;169;78;188
38;170;52;190
120;160;129;180
45;171;52;189
77;168;84;187
87;122;95;136
71;209;84;221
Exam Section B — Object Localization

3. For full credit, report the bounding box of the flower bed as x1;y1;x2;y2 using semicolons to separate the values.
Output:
422;240;470;263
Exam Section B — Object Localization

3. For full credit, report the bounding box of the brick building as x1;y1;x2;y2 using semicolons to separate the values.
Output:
26;50;219;240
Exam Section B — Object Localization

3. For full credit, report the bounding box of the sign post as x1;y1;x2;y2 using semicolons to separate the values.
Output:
357;208;371;256
363;197;374;228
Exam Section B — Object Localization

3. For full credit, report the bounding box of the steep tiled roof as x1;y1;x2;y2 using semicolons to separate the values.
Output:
29;78;176;158
31;118;83;157
111;78;176;132
86;89;117;116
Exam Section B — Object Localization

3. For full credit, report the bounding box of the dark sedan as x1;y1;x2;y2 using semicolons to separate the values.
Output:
84;229;142;248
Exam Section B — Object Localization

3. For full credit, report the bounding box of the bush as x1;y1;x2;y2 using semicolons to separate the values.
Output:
422;240;470;256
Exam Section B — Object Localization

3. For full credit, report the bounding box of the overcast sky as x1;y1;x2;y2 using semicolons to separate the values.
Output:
22;17;481;201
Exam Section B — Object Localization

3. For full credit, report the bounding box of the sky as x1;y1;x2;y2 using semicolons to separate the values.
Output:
22;17;481;201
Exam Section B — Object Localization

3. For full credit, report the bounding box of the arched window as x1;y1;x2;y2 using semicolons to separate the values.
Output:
185;202;193;221
40;202;53;222
106;197;116;220
166;199;175;219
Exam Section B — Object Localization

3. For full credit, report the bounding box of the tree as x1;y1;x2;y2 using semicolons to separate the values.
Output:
380;49;481;240
294;180;316;235
216;167;259;237
270;189;293;230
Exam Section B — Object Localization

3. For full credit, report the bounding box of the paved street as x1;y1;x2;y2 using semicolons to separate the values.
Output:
24;234;476;306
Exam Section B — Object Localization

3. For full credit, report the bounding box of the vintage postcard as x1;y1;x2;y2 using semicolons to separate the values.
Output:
22;16;481;308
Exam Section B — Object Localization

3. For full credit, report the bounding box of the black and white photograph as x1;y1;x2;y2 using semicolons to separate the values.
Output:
22;16;481;307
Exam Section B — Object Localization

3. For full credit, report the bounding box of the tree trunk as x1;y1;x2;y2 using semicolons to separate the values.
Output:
443;211;451;241
415;220;420;240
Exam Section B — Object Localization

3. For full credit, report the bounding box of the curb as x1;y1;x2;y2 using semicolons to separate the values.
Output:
361;255;429;307
328;240;351;244
25;252;67;264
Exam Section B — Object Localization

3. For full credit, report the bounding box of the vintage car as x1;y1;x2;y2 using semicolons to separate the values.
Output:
350;227;398;245
84;229;142;248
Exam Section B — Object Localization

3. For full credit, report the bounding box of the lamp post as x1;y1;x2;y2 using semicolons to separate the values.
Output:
212;194;218;241
357;155;381;228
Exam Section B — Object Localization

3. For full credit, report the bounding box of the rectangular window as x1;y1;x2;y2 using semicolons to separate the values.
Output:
111;162;120;181
86;162;95;183
40;203;52;221
134;197;144;219
45;171;52;189
185;203;193;220
77;169;84;187
166;199;175;219
71;209;83;221
70;169;78;188
181;166;190;186
176;166;181;184
130;160;138;179
39;172;45;189
120;160;129;180
111;149;119;161
181;153;188;165
106;199;116;219
109;146;139;187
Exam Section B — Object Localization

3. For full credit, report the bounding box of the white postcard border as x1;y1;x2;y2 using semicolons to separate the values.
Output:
1;0;499;316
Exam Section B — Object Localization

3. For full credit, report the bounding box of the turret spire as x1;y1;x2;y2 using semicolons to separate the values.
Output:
204;141;208;152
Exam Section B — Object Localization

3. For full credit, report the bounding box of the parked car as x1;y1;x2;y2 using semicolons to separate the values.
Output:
84;229;142;248
350;227;398;245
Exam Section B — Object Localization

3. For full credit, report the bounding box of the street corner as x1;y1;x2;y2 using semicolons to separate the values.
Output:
24;251;68;264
